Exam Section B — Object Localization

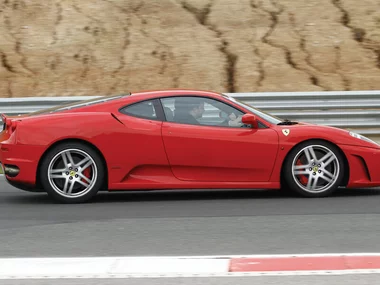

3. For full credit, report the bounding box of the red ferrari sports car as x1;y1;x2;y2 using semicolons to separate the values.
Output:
1;89;380;203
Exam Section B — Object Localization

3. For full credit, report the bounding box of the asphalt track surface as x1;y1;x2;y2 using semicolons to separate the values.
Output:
2;176;380;284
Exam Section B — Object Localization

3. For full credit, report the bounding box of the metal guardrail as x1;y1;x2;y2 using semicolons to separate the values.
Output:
0;91;380;135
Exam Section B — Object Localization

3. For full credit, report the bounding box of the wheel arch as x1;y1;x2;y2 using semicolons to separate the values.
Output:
35;138;109;191
280;138;350;188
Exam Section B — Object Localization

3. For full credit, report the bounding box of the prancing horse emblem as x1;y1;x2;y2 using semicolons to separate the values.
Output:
282;129;290;136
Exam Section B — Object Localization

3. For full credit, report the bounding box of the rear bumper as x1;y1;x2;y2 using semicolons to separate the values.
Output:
0;142;45;187
339;144;380;188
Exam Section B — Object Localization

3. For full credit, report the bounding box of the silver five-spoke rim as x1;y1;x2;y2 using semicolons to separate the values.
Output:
291;145;340;193
48;149;98;198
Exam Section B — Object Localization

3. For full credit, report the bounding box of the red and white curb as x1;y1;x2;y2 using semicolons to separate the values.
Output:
3;254;380;279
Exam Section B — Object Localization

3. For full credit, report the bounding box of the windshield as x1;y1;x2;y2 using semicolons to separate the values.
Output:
27;93;129;116
224;95;283;125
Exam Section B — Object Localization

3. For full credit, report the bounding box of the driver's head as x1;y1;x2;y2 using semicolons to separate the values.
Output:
189;101;205;119
175;97;205;119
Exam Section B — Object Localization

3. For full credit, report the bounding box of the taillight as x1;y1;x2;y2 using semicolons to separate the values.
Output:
1;115;19;135
6;120;18;134
11;120;18;132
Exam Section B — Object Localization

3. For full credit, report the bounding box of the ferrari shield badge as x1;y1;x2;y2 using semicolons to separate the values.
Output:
282;129;290;136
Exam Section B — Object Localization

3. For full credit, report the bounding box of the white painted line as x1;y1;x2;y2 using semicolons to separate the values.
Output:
113;257;230;274
0;257;230;279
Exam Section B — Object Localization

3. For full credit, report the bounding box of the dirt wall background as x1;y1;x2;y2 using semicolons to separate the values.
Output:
0;0;380;97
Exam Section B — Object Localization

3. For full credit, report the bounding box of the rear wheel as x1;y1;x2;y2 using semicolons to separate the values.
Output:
283;140;345;197
40;142;105;203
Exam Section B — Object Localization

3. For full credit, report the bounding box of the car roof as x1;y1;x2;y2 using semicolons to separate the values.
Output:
129;89;225;99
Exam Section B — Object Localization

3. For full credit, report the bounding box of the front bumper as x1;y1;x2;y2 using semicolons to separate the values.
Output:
340;144;380;188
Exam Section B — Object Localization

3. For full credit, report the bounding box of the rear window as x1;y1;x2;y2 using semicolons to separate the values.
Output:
27;93;130;116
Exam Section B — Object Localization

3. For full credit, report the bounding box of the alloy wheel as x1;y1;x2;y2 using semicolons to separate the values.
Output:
47;148;98;198
291;145;340;193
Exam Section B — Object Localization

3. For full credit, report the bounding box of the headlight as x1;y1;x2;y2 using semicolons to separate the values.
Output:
349;131;379;146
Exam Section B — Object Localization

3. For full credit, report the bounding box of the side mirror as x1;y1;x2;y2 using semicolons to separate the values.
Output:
242;114;258;128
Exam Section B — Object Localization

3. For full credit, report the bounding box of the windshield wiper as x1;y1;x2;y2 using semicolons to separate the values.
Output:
277;119;298;125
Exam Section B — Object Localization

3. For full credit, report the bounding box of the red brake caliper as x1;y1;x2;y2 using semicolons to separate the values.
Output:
82;167;91;183
296;159;308;185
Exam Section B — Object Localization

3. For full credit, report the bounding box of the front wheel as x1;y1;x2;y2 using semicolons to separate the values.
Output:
282;140;345;197
39;142;105;203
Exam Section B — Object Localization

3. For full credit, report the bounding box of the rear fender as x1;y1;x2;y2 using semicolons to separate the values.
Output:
15;112;121;146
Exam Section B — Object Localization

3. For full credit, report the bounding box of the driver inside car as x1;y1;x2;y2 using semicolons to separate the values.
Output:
220;111;243;127
227;112;243;127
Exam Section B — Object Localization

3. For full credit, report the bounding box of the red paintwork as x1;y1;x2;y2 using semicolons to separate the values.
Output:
1;89;380;193
229;255;380;272
161;123;278;182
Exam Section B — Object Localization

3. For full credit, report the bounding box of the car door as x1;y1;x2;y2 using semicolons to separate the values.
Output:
112;99;170;182
160;96;279;182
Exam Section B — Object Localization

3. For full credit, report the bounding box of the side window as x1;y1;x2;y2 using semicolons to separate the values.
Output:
160;98;175;122
160;96;247;128
120;100;158;120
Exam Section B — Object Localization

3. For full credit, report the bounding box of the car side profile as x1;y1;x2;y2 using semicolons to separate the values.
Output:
1;89;380;203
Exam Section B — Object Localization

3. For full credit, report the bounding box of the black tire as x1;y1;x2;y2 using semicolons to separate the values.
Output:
39;142;105;203
282;140;345;197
